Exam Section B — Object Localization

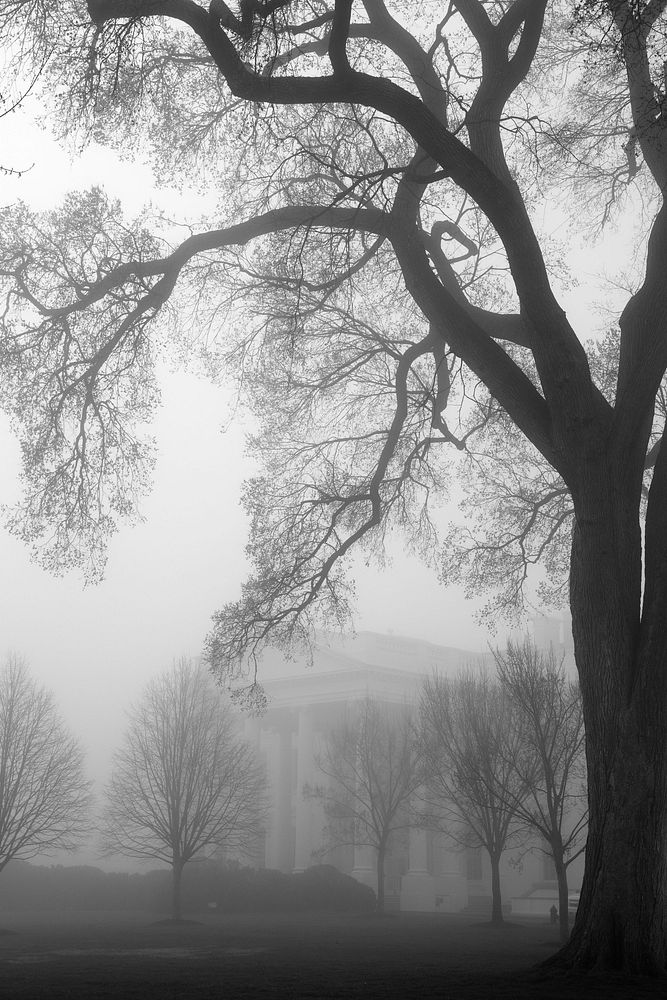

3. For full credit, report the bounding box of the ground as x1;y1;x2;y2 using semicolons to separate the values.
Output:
0;910;663;999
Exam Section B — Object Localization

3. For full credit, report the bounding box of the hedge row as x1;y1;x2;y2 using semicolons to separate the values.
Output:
0;861;376;913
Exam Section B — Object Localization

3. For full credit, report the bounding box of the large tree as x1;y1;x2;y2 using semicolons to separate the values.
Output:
102;659;266;920
2;0;667;972
0;654;91;872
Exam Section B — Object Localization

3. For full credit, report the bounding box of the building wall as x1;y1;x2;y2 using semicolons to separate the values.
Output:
249;627;583;915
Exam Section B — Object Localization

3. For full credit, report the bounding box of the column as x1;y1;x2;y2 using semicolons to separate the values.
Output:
350;726;376;895
408;824;429;873
264;722;293;871
351;761;376;894
243;714;261;747
242;714;263;867
351;840;377;894
400;794;436;911
293;708;315;872
434;835;468;912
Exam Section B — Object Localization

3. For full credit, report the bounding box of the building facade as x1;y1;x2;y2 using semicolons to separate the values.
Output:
243;627;583;915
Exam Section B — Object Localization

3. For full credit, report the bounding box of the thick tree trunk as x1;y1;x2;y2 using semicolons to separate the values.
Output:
549;507;667;974
561;714;667;972
489;851;504;925
172;859;185;921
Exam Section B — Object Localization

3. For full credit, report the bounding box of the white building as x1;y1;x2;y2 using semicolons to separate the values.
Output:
243;627;583;915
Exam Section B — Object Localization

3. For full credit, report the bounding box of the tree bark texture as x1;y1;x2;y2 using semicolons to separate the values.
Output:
552;504;667;974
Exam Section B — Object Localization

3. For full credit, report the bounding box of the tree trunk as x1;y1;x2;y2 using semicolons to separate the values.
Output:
553;848;569;946
558;696;667;972
376;842;385;913
558;719;667;972
489;851;504;925
549;507;667;974
172;859;185;921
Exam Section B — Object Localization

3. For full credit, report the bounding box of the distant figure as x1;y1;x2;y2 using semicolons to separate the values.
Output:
549;904;558;925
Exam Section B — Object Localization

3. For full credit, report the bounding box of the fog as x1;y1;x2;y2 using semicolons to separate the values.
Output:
0;363;494;870
0;80;588;878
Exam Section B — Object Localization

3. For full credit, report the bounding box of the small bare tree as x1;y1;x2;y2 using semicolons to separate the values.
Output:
103;658;266;920
309;698;422;913
419;670;529;925
494;640;587;944
0;654;91;872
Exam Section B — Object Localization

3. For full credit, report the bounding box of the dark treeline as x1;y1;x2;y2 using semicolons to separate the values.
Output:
0;861;375;914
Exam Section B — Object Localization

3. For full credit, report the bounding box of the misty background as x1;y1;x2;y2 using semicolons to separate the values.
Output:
0;87;614;871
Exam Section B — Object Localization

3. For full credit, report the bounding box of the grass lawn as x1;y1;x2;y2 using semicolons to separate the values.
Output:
0;909;663;999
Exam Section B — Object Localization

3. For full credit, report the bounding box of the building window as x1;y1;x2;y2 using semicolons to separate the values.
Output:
466;846;483;881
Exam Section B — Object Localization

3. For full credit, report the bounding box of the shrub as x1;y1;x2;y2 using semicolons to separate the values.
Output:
0;860;376;913
196;863;375;913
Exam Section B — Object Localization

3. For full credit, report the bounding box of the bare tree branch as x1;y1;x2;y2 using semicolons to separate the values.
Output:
102;658;267;919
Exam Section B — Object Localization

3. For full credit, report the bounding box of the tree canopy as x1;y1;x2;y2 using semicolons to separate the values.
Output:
494;640;587;943
102;658;266;919
419;668;528;925
3;0;667;973
0;654;91;869
310;697;422;912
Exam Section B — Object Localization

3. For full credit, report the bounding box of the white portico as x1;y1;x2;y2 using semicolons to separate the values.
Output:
245;626;581;914
248;630;480;911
